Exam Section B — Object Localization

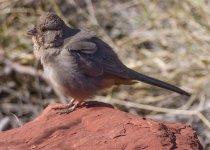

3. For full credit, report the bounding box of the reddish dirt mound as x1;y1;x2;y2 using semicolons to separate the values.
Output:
0;101;203;150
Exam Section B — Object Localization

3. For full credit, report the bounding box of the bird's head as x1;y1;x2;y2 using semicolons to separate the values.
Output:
28;12;65;51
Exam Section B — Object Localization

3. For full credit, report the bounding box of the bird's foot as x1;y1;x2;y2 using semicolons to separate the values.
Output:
59;104;78;114
52;103;73;110
52;100;82;114
52;98;74;110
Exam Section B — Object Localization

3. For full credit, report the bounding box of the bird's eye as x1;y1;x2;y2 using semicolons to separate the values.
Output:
41;27;46;32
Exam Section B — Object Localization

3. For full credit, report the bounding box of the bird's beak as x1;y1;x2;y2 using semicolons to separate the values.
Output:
27;27;37;36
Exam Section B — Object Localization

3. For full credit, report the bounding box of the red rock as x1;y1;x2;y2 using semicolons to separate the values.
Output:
0;101;203;150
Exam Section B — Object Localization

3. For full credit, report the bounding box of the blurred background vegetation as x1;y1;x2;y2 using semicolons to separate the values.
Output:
0;0;210;148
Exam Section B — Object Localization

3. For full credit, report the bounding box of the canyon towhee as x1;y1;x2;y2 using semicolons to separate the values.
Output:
28;12;190;112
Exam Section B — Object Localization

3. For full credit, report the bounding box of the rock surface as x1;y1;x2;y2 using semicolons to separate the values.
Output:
0;101;203;150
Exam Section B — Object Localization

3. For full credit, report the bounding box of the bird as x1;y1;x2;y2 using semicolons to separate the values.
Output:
27;12;190;113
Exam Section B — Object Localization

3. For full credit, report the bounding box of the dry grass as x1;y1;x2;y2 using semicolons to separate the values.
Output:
0;0;210;148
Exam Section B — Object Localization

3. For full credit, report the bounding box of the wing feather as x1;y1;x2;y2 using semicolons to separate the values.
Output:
65;30;130;79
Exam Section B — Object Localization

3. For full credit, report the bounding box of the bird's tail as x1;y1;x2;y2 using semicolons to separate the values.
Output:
128;69;190;96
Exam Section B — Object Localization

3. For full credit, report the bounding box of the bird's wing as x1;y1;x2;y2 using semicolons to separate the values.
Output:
64;30;190;96
64;30;130;78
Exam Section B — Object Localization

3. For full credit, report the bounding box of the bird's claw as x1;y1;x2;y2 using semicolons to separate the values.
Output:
52;100;81;114
52;104;73;110
59;106;76;114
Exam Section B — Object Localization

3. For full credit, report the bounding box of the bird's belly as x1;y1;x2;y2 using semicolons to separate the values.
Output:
43;64;99;100
44;65;66;92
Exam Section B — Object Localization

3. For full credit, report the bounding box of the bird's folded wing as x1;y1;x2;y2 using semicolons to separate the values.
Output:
65;35;130;79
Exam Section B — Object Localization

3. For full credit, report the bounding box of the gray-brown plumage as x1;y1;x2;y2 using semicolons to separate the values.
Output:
28;12;190;112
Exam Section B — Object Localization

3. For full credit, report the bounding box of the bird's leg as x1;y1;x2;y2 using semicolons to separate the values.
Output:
52;98;75;110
